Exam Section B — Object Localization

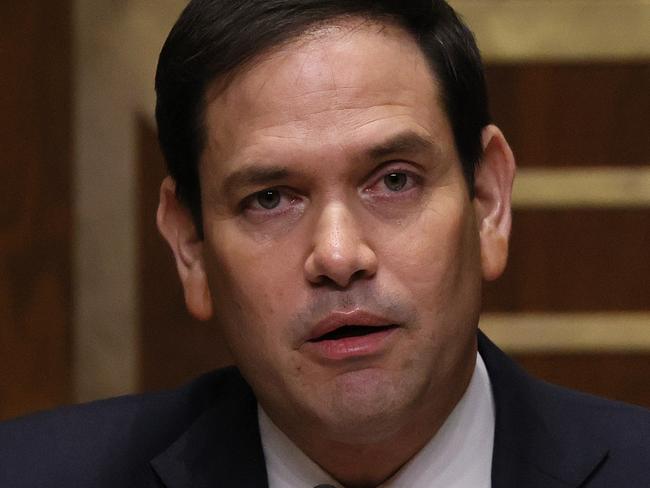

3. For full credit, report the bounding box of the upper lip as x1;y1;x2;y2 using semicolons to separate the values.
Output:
307;309;397;342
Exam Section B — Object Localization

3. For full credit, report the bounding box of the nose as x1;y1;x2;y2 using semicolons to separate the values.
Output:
304;202;378;288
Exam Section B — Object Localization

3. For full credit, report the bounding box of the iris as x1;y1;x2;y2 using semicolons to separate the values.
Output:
384;172;407;191
257;189;281;209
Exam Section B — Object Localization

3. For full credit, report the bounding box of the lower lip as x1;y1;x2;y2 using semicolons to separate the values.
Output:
304;327;399;361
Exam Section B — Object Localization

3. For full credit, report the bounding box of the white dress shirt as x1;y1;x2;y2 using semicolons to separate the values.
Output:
259;352;495;487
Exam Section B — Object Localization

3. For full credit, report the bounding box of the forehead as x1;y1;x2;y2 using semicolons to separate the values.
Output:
202;19;451;173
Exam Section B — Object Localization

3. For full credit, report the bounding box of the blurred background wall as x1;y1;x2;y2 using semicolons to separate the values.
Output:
1;0;648;420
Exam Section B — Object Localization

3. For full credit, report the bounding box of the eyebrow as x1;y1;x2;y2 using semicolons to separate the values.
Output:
219;131;438;195
221;166;291;195
366;131;439;161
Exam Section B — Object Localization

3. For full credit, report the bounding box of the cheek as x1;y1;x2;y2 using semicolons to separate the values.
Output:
381;197;481;314
204;228;300;341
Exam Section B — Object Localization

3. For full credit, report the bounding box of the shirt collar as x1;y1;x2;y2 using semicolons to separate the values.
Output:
259;352;495;488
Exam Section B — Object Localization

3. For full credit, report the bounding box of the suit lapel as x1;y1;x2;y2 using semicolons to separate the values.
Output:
478;331;608;488
150;372;268;488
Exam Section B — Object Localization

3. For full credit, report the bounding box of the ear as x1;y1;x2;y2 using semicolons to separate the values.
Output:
157;177;214;321
473;125;516;281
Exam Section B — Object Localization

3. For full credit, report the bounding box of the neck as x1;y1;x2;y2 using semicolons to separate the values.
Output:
300;421;449;487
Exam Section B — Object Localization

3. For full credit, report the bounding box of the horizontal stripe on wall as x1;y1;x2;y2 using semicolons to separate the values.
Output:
481;312;650;352
485;63;650;167
483;209;650;312
452;0;650;62
513;167;650;208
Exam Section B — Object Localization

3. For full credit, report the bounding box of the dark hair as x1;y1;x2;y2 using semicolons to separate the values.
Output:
155;0;490;231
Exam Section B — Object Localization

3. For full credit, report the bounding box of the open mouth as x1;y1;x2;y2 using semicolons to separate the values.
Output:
309;324;398;342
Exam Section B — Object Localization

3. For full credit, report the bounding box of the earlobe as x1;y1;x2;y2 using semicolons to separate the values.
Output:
157;177;214;321
473;125;516;282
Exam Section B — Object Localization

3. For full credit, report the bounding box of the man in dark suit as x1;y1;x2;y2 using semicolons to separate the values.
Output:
1;1;649;486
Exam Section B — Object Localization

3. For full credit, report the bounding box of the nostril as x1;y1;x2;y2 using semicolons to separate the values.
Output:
306;255;376;289
309;273;351;290
351;268;368;281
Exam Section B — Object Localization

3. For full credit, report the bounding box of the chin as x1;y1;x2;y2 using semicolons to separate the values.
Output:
313;368;420;444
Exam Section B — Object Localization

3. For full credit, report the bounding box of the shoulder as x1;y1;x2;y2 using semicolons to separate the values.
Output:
0;367;249;487
479;331;650;485
479;330;650;441
530;375;650;476
522;374;650;485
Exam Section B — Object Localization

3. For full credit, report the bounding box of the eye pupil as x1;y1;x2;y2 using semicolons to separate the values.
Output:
257;190;281;209
384;172;407;191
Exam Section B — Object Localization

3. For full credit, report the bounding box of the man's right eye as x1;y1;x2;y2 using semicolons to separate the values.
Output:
255;189;281;209
240;188;306;224
242;188;302;215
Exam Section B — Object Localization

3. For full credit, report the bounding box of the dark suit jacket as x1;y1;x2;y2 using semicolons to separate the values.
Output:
1;332;649;487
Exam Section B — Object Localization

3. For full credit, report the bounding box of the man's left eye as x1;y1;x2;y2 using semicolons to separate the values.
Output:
383;172;408;192
363;168;420;199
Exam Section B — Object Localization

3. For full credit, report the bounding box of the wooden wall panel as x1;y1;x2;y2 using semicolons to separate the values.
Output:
138;118;233;393
513;353;650;408
484;62;650;409
484;209;650;312
485;63;650;167
0;1;72;419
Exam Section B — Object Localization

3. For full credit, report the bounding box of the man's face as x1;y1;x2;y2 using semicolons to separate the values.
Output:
164;21;511;444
